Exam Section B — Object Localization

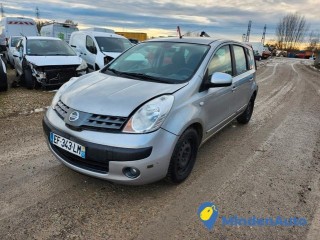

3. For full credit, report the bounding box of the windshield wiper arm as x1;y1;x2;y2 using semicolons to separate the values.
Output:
121;72;171;83
106;68;124;76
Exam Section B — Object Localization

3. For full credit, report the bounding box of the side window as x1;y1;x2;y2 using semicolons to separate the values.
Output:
86;36;96;54
233;45;248;75
245;47;255;70
208;45;232;76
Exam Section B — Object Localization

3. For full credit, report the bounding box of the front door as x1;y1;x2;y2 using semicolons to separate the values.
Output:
202;44;235;135
82;35;97;71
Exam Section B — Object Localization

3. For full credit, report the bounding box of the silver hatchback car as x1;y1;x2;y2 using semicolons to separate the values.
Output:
43;38;258;185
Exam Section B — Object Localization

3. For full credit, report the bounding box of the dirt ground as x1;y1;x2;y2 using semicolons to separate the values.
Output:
0;57;319;240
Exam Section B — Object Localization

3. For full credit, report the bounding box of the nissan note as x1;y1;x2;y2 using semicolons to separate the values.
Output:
43;37;258;185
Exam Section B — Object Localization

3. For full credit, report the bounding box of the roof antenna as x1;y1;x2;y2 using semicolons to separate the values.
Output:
177;26;182;39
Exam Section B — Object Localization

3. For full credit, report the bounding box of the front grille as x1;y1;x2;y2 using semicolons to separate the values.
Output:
86;114;127;130
54;100;128;132
52;144;109;174
55;100;70;119
43;65;78;84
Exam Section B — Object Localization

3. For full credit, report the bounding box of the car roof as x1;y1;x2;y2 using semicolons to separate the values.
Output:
26;36;63;41
74;31;126;39
146;37;245;47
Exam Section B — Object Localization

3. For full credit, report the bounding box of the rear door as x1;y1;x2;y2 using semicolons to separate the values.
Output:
230;45;255;114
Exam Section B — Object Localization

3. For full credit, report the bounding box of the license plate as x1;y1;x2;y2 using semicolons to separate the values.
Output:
50;132;85;158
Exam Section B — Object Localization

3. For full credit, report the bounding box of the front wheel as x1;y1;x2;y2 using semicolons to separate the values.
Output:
24;68;36;89
0;65;8;92
166;128;200;183
237;99;254;124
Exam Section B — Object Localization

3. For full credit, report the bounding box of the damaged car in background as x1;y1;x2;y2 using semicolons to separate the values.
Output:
13;36;88;89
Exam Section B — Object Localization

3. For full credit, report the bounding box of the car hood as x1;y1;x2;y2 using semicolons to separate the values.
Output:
61;72;187;117
102;52;121;59
26;55;82;67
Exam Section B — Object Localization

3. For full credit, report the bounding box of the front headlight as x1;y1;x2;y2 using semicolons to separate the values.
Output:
123;95;174;133
76;60;88;71
51;77;79;109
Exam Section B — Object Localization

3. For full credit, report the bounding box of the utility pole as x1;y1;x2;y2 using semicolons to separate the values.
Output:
261;24;267;45
245;20;252;42
35;6;40;19
1;3;4;18
242;33;246;42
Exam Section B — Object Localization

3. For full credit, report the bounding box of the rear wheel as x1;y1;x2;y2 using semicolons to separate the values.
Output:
24;68;36;90
237;99;254;124
166;128;199;183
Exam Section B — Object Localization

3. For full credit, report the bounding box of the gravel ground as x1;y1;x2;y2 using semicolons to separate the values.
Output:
0;57;319;240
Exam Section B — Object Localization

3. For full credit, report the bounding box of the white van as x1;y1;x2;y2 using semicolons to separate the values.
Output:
0;17;38;52
246;42;264;61
40;22;78;43
69;31;133;71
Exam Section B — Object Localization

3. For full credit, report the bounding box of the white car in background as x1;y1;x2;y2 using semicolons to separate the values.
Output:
0;56;8;91
69;31;133;71
13;36;88;89
5;36;21;68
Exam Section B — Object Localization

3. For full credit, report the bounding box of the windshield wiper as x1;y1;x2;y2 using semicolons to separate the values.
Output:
120;72;171;83
47;54;72;56
106;68;124;76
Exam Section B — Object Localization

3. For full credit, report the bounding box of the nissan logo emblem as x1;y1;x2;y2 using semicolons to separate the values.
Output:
69;111;80;122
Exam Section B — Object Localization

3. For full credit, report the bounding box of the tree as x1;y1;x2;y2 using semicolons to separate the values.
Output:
307;30;320;51
276;12;309;50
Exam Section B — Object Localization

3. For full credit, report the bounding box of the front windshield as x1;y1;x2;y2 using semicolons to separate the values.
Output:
95;37;132;52
103;42;209;83
11;37;21;47
26;39;76;56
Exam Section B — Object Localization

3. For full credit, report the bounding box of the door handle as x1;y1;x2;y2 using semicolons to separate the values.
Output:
232;86;237;92
249;77;254;82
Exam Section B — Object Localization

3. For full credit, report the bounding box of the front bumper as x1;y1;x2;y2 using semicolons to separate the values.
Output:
43;107;178;185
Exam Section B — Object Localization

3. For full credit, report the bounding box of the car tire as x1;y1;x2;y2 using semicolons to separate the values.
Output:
166;128;200;184
0;63;8;92
24;68;36;90
237;98;255;124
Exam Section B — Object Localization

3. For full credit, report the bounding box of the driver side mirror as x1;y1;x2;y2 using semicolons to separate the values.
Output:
209;72;232;87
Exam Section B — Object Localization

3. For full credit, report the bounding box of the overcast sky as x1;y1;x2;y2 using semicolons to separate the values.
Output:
3;0;320;42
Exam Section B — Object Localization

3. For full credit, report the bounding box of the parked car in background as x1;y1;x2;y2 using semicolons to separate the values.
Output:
0;56;8;91
0;17;38;52
69;31;133;71
13;36;87;89
40;22;78;43
43;38;258;185
4;36;21;68
295;50;313;59
262;47;271;59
